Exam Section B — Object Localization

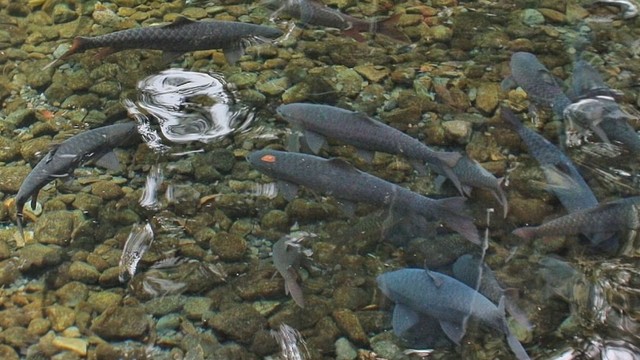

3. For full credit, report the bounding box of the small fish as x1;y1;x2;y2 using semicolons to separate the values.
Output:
502;107;598;213
119;222;155;283
502;52;572;118
271;323;309;360
272;231;314;307
452;254;532;331
264;0;408;42
433;156;509;218
588;0;639;19
248;150;480;244
513;196;640;241
276;103;463;194
377;268;530;360
15;122;138;238
44;16;283;68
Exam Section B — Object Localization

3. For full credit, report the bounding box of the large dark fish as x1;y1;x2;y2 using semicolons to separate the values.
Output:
264;0;408;42
15;122;138;238
502;107;598;213
276;103;463;194
502;52;572;118
249;150;480;244
44;16;283;68
513;196;640;241
377;268;530;360
432;156;509;218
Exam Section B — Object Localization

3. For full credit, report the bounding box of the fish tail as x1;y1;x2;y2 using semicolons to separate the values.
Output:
42;36;88;70
507;333;531;360
374;13;409;42
512;226;536;240
434;197;481;245
495;177;509;218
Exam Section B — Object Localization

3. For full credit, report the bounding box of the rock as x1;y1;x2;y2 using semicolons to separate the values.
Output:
91;181;124;200
87;291;123;314
260;210;289;231
425;24;453;43
332;309;369;345
35;210;82;246
234;270;283;301
475;82;500;115
52;336;87;356
72;193;103;218
46;305;76;332
0;259;19;286
538;8;566;23
0;165;30;193
256;77;290;97
17;243;63;271
183;297;213;320
68;261;100;284
0;136;19;162
335;337;358;360
207;303;267;343
443;120;472;144
210;232;247;261
354;65;390;83
333;286;370;310
55;282;89;307
521;9;545;25
144;295;185;316
1;327;34;349
405;235;478;268
27;318;51;337
52;4;78;23
0;344;18;360
91;306;150;340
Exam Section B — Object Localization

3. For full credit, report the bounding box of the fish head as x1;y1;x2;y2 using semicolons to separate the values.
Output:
257;26;284;40
276;103;309;127
248;149;287;178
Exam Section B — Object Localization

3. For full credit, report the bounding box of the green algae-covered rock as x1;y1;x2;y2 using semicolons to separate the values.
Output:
91;305;150;340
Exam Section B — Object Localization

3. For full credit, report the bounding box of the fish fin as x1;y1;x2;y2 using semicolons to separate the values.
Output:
435;197;481;245
512;226;537;240
42;36;88;70
285;132;301;152
493;177;509;218
410;159;428;175
586;231;617;247
442;165;465;196
222;43;244;66
503;291;533;331
424;269;443;287
541;164;579;192
356;148;375;163
161;51;184;64
336;200;357;217
94;151;121;171
341;27;367;42
501;106;523;129
500;77;517;92
284;268;305;308
303;130;326;154
374;13;409;43
277;180;299;201
507;333;531;360
434;175;446;192
95;47;115;60
30;194;39;211
439;320;465;345
326;158;360;173
392;304;421;337
164;15;196;27
437;151;463;168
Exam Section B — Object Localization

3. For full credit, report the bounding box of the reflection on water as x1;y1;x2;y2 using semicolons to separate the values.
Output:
131;69;254;146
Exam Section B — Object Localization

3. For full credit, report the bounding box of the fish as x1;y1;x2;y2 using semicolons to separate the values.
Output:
15;122;138;238
43;16;283;69
502;107;598;213
377;268;530;360
567;59;624;101
264;0;408;42
276;103;464;194
512;196;640;241
564;98;640;155
502;52;572;118
452;254;532;330
432;156;509;218
588;0;639;19
272;231;313;308
248;150;480;244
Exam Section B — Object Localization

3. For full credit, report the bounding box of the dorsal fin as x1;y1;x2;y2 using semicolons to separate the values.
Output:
164;15;196;28
327;158;359;173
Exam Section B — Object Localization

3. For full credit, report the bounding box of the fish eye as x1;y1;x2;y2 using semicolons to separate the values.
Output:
261;155;276;163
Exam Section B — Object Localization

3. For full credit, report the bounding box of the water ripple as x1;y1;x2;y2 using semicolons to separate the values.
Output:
132;69;254;146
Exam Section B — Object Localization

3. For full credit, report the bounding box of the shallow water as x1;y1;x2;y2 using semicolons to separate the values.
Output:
0;0;638;359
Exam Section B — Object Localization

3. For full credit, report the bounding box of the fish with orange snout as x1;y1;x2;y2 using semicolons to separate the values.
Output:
249;150;480;245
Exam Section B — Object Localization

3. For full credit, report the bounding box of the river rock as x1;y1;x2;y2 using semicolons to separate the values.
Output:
91;305;150;340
